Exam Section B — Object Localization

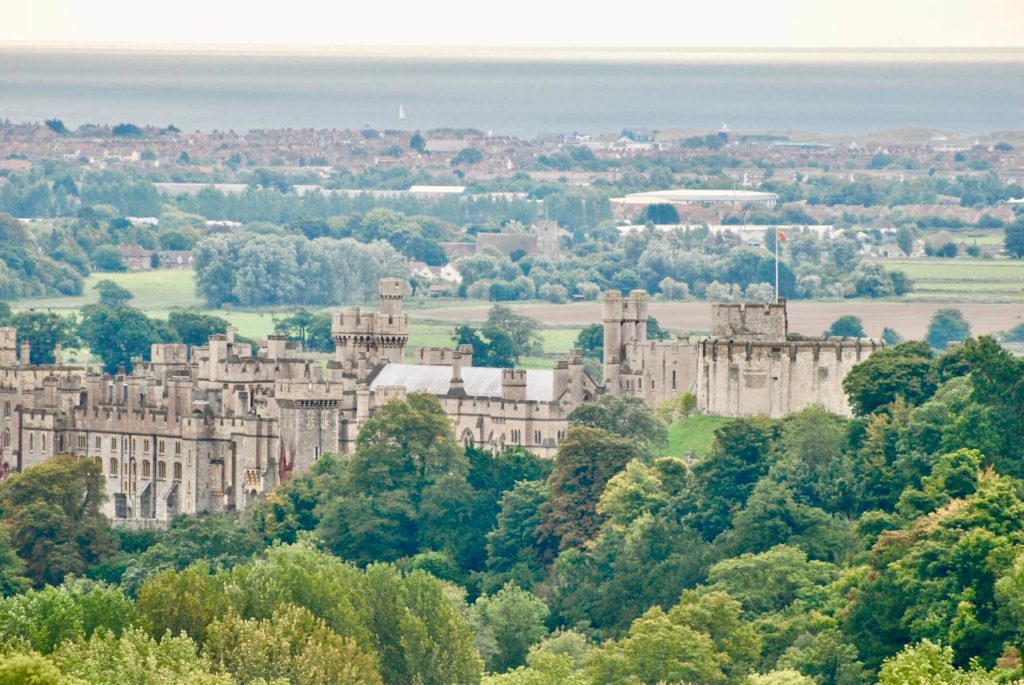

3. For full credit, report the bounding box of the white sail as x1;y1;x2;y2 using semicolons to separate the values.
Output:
398;104;406;121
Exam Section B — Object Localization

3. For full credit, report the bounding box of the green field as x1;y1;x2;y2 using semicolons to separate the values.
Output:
12;271;584;366
658;415;732;459
878;258;1024;302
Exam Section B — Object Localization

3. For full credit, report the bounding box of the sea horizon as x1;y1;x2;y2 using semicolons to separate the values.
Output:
1;46;1022;138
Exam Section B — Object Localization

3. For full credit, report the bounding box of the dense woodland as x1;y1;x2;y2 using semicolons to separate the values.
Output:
0;334;1021;683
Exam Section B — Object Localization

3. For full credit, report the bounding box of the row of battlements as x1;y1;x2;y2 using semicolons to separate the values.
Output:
700;336;885;362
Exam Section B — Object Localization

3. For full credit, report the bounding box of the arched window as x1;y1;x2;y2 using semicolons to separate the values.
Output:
108;458;117;475
3;402;9;418
142;461;151;478
157;461;167;479
2;429;8;448
173;462;182;481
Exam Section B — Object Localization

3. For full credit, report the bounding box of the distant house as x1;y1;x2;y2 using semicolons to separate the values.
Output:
157;250;194;269
119;244;153;271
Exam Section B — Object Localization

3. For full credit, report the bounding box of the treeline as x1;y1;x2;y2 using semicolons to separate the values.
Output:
193;232;408;307
0;335;1021;682
3;290;239;373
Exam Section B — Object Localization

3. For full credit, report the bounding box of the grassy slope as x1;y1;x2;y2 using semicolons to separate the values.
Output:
658;415;732;459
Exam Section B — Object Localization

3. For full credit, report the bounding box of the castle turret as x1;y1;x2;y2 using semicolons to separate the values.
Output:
0;328;18;365
19;340;30;366
602;290;623;389
501;369;527;402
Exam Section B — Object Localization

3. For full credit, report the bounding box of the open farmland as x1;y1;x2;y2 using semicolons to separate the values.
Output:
879;258;1024;302
414;300;1024;342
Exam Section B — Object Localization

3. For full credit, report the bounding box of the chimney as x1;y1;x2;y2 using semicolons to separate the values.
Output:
20;340;30;366
448;351;467;398
53;343;62;366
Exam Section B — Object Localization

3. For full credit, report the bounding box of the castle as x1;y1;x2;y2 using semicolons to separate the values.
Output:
0;279;878;527
601;289;883;417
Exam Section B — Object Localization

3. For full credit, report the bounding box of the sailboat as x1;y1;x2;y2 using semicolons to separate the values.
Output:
398;104;406;122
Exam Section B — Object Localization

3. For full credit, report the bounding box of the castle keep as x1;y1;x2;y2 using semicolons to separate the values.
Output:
601;289;883;417
0;279;877;527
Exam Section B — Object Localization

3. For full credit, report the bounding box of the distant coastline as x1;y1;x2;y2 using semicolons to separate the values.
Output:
2;43;1024;63
1;47;1021;137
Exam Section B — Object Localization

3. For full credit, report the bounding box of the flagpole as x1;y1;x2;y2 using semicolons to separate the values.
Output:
774;227;779;303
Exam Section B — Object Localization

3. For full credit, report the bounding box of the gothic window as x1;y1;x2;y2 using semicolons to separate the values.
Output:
314;445;321;460
95;436;101;449
28;433;33;450
157;461;167;480
110;437;116;449
143;439;150;452
173;462;182;481
175;441;181;455
534;430;541;444
2;429;9;448
108;458;117;475
41;434;45;451
3;402;9;418
142;461;151;478
672;370;677;390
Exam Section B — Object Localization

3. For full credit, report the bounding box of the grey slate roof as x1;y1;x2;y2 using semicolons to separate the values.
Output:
369;364;555;402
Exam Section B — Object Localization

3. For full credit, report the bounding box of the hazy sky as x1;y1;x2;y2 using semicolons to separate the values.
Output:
5;0;1023;49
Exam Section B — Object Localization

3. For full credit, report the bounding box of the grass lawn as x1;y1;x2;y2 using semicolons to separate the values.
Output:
658;414;732;459
877;258;1024;303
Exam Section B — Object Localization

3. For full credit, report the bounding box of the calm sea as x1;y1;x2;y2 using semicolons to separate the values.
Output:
0;48;1021;137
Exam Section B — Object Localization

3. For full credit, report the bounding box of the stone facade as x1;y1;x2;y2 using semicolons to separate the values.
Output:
0;280;879;528
601;292;882;418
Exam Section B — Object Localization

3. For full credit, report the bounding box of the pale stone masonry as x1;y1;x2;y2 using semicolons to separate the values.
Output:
601;290;883;417
0;279;878;527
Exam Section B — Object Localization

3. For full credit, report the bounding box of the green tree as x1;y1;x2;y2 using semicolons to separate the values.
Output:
136;562;227;644
877;640;997;684
167;310;229;347
586;606;728;685
410;132;426;152
538;427;642;552
0;653;69;685
707;545;835;615
926;308;971;350
484;481;551;592
452;148;483;166
274;309;333;352
10;311;77;365
51;626;230;684
484;305;542;363
0;457;115;587
204;603;382;684
574;324;603;359
1004;220;1024;258
92;279;133;307
90;244;126;272
454;324;516;368
896;225;917;256
471;584;550;671
77;304;170;373
317;394;470;563
842;341;936;415
825;315;865;338
567;395;667;450
881;326;903;345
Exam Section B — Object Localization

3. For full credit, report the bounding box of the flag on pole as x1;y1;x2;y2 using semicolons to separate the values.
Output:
777;229;787;242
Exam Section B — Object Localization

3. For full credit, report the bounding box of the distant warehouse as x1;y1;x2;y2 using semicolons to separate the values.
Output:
611;188;779;212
